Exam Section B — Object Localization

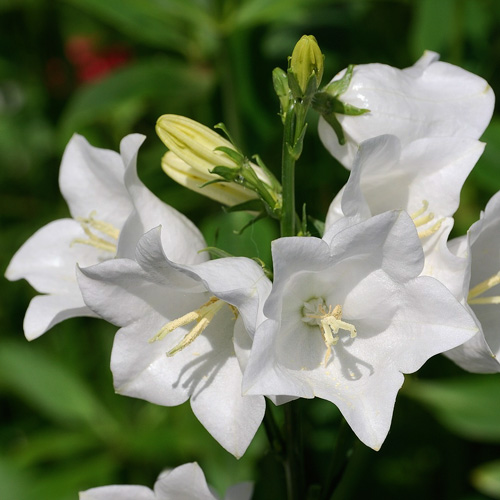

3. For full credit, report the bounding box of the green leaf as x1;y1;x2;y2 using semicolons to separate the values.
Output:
59;57;214;138
410;0;455;59
234;0;329;28
404;375;500;442
472;460;500;499
63;0;214;53
0;341;113;429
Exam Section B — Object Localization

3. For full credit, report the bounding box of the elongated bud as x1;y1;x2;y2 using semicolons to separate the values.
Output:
156;114;240;173
156;115;280;208
289;35;324;98
161;151;259;206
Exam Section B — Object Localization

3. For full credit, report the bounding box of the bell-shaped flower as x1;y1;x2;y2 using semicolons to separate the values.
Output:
77;226;269;457
318;51;494;168
443;191;500;373
79;462;253;500
5;134;206;340
325;134;484;290
242;211;477;450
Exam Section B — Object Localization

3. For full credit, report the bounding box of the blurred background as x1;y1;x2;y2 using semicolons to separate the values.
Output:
1;0;500;499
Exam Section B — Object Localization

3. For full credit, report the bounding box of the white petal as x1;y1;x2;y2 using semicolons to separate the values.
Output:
324;211;423;283
185;257;272;337
154;463;218;500
59;134;133;227
133;227;206;292
243;319;315;399
444;323;500;373
5;219;110;294
118;135;207;265
190;351;265;458
79;485;154;500
24;293;96;340
319;53;494;168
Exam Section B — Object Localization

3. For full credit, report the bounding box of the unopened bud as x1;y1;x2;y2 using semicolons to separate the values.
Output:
157;115;278;207
289;35;324;98
161;151;259;206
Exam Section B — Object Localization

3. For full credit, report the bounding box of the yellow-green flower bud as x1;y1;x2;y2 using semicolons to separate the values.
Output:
289;35;324;97
161;151;259;206
156;114;240;173
156;115;276;206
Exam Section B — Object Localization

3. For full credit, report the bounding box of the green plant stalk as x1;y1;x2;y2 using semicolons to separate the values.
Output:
284;401;305;500
280;99;309;237
319;417;357;500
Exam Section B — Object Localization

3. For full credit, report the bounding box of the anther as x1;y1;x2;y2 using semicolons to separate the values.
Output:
149;297;236;357
468;271;500;305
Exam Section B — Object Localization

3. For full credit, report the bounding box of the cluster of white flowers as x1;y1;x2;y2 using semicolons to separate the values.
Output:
7;50;499;493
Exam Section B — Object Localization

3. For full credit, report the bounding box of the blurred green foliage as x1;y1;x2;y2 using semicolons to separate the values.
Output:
1;0;500;499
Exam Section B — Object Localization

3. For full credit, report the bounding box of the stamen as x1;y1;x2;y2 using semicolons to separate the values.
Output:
72;211;119;253
468;271;500;305
149;297;235;357
410;200;444;239
302;298;357;366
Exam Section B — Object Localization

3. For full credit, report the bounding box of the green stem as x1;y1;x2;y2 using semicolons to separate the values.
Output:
281;106;297;237
280;99;309;237
319;418;357;500
263;399;285;456
284;401;305;500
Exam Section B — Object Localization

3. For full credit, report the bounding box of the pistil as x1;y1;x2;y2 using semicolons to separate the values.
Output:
302;298;357;365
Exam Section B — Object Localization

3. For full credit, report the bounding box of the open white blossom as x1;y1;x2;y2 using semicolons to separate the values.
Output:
325;134;484;292
318;51;494;168
77;226;269;457
242;211;477;450
443;191;500;372
5;134;206;340
79;462;253;500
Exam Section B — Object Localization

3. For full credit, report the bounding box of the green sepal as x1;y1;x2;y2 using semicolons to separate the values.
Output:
209;165;240;181
252;155;282;193
286;123;308;160
321;112;345;145
214;123;242;153
198;177;230;188
223;199;265;213
286;68;304;100
334;100;370;116
214;146;245;164
313;91;369;117
323;64;355;97
198;246;235;259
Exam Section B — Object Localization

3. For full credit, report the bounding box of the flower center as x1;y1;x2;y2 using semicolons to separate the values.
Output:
149;296;237;356
410;200;444;239
468;271;500;305
72;211;119;254
301;297;357;365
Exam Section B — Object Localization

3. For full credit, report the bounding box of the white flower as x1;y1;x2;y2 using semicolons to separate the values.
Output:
77;226;269;457
242;211;477;450
444;191;500;373
79;462;253;500
318;51;494;168
5;134;206;340
325;134;484;290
